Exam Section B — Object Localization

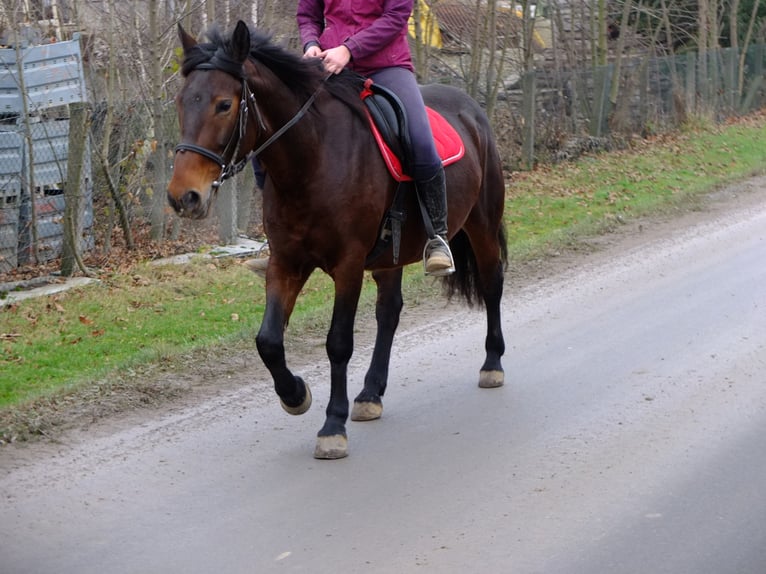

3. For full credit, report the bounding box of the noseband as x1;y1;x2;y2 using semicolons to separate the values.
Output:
174;59;327;189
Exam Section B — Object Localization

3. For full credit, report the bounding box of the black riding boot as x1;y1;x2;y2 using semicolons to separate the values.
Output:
417;167;455;276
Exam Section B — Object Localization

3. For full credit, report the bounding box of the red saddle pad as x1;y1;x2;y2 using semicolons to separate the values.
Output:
365;106;465;182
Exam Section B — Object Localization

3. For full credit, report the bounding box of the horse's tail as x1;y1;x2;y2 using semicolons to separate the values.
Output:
442;224;508;308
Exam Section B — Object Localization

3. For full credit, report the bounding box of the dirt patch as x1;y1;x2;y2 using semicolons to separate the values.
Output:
2;176;765;451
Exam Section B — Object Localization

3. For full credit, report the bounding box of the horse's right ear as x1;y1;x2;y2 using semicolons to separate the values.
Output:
178;24;197;53
231;20;251;64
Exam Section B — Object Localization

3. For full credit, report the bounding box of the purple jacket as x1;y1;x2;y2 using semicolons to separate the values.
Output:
297;0;414;76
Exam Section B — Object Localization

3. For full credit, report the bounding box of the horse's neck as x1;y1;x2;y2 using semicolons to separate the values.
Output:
246;65;370;189
247;66;323;145
250;94;322;187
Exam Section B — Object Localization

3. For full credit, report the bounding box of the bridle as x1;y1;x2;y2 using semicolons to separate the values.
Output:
174;59;327;189
175;75;259;189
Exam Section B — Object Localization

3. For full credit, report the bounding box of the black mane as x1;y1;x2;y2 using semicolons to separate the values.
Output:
182;24;366;113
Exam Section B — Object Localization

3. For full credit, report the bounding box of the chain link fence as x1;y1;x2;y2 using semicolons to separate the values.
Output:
497;44;766;167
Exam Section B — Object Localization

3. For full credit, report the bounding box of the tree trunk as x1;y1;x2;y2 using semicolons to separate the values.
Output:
698;0;710;112
597;0;607;66
60;102;89;277
484;0;498;116
412;0;424;79
101;0;134;251
237;165;254;234
738;0;761;98
521;70;536;170
148;0;166;242
218;181;238;245
15;33;39;264
467;0;485;99
608;0;633;105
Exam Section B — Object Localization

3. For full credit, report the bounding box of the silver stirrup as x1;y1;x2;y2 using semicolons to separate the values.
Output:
423;235;455;277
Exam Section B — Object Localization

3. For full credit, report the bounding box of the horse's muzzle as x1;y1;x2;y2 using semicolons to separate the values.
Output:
167;189;208;219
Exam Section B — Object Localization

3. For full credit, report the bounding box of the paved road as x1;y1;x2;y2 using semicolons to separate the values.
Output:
2;183;766;573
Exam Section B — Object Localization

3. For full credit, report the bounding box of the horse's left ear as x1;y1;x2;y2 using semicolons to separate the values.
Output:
231;20;251;64
178;24;197;53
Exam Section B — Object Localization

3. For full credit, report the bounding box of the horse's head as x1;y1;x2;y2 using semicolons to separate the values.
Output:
167;21;254;219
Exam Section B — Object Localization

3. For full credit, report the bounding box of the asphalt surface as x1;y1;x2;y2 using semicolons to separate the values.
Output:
1;181;765;574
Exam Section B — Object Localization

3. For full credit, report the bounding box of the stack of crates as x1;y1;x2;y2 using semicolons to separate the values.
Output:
17;117;94;264
0;132;23;273
0;36;91;271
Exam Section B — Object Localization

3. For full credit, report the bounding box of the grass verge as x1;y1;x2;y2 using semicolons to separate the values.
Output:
505;117;766;258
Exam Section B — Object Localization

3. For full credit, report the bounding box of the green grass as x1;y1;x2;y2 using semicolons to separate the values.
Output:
505;120;766;256
1;258;263;404
2;114;766;410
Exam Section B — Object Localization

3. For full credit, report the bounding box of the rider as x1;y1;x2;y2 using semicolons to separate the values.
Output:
296;0;455;276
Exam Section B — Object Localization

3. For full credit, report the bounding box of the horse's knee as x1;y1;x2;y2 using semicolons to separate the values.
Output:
256;328;283;365
326;330;353;365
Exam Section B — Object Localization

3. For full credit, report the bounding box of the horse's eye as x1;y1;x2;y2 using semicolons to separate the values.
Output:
216;100;232;114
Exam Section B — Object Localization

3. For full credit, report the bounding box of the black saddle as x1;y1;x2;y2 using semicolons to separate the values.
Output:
361;81;413;174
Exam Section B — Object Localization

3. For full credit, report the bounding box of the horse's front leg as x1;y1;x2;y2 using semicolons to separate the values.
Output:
314;268;365;459
351;268;404;421
256;269;314;418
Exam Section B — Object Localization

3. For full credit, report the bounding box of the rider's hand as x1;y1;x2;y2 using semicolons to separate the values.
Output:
320;45;351;75
303;44;322;59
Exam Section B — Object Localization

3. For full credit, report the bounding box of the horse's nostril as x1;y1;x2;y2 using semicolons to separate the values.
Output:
167;192;181;213
181;190;201;211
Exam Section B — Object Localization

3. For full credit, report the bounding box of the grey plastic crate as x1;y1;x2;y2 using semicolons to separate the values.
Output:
0;38;86;114
0;192;20;273
17;118;93;265
0;131;22;273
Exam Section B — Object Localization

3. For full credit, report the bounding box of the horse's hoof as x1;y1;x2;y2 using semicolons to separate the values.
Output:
280;383;312;415
478;370;504;388
314;435;348;459
350;400;383;421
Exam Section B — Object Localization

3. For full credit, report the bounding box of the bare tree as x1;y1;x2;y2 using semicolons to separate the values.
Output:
609;0;634;106
698;0;713;112
60;101;90;276
597;0;608;65
737;0;762;98
148;0;165;241
467;0;486;99
519;0;537;169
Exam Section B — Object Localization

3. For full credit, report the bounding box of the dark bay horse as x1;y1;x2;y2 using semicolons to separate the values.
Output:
168;21;508;459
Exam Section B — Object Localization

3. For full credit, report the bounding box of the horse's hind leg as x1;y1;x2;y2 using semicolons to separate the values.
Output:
463;223;506;388
351;268;404;421
477;253;505;388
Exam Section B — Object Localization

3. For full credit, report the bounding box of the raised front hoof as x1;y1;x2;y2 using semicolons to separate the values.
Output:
314;435;348;459
350;400;383;421
280;382;312;415
478;370;504;388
